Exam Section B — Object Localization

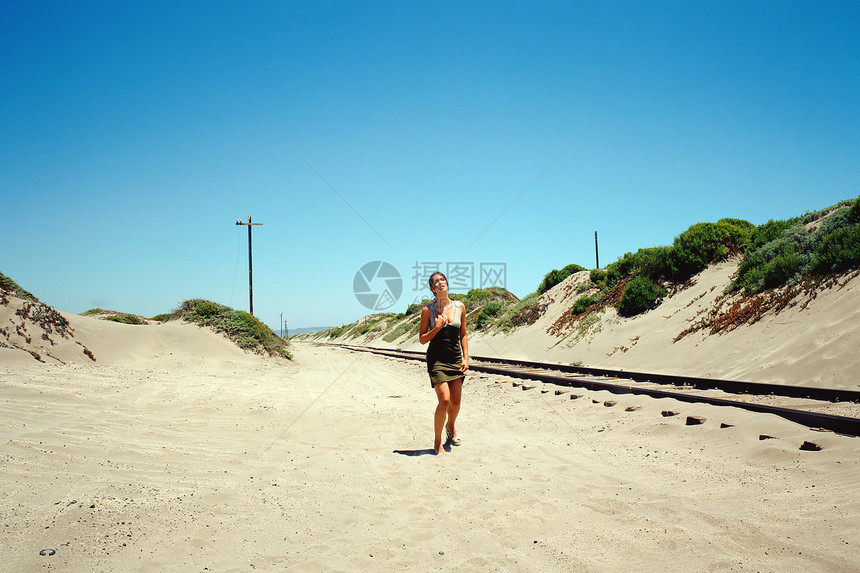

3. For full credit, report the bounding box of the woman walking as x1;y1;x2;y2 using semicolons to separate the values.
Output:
419;272;469;454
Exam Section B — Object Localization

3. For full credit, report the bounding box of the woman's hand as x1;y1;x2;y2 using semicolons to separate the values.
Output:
436;313;449;328
459;357;469;372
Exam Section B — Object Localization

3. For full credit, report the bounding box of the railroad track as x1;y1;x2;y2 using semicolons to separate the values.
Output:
334;344;860;438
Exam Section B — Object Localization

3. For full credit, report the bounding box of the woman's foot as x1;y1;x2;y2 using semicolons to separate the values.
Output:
446;426;461;446
434;440;444;455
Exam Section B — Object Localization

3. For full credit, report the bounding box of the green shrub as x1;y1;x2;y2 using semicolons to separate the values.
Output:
733;266;764;295
495;292;540;332
107;313;147;325
562;263;586;275
195;300;221;319
638;247;676;280
750;217;802;250
617;276;667;317
598;219;749;307
475;301;504;329
82;308;108;315
760;245;803;290
176;299;291;358
570;294;597;315
731;204;859;294
537;264;586;294
0;272;38;301
730;224;811;294
404;302;426;316
718;218;757;247
604;247;676;288
589;269;606;285
807;206;855;257
814;223;860;273
383;317;420;342
83;308;149;325
451;287;515;310
848;196;860;224
151;313;172;322
603;261;624;289
671;219;753;281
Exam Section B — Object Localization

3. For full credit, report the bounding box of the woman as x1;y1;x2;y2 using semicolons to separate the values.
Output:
419;271;469;455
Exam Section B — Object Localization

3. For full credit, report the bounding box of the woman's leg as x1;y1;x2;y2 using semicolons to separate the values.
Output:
433;382;451;454
446;378;463;439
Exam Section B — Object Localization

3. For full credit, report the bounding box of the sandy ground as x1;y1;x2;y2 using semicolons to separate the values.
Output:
2;326;859;572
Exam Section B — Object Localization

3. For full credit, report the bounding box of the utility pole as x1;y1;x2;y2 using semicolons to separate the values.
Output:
594;231;600;269
236;215;263;315
279;312;283;338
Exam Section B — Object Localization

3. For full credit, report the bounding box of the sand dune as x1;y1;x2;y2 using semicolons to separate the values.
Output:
359;261;860;390
1;296;859;571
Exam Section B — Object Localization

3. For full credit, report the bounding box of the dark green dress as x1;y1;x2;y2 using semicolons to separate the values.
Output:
426;301;465;387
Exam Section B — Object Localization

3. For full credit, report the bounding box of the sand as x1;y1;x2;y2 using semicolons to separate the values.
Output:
2;302;859;571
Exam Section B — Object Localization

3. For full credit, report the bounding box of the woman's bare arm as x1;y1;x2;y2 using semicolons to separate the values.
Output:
459;302;469;371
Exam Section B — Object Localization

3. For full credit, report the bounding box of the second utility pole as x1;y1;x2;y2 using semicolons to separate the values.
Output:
236;215;263;315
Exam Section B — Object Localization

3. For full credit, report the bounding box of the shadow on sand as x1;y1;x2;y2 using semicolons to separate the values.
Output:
393;445;450;456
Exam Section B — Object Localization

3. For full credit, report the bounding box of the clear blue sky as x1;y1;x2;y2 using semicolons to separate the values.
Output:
3;1;858;331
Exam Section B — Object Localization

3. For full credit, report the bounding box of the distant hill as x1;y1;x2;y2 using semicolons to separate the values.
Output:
289;326;335;336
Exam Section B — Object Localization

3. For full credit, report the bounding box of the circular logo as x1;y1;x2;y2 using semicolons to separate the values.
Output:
353;261;403;311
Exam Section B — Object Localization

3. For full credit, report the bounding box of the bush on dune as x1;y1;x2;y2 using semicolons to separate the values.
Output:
730;197;860;294
618;275;667;317
475;301;504;329
749;217;803;250
605;247;674;288
175;299;291;358
574;218;754;319
107;313;148;325
670;219;754;282
0;272;38;301
382;316;421;342
537;264;586;294
810;199;860;274
83;308;149;325
570;294;597;315
560;200;858;323
494;292;542;332
82;308;109;315
814;222;860;274
451;287;518;310
589;269;607;286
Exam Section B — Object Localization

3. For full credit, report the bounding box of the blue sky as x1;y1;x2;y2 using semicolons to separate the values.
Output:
2;1;858;331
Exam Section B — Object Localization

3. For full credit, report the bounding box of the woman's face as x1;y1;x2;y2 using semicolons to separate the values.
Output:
430;273;448;294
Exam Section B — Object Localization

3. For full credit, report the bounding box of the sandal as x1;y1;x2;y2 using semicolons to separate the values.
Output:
446;427;461;446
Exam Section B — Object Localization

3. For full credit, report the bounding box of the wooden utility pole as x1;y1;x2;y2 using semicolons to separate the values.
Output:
236;215;263;315
594;231;599;269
